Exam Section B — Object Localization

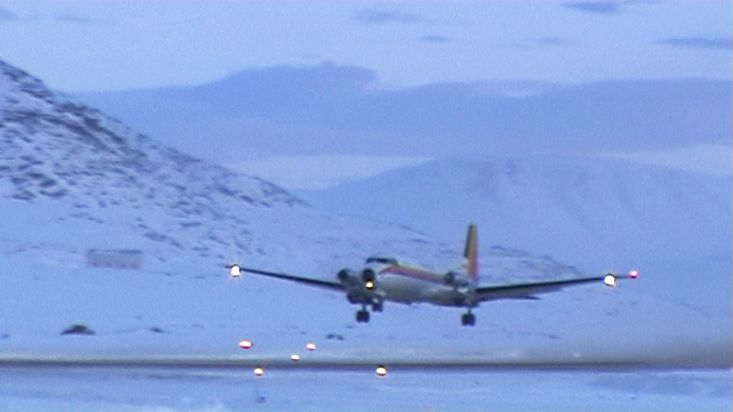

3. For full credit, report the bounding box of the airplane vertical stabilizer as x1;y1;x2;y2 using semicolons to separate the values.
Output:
464;224;479;282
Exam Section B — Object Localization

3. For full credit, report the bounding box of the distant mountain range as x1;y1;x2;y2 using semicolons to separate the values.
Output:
76;63;731;165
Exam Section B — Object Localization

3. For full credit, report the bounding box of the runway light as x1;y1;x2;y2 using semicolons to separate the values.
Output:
239;339;253;350
365;281;375;290
629;270;639;279
603;274;617;287
253;366;265;377
375;365;388;377
305;342;317;351
290;353;301;362
230;264;241;278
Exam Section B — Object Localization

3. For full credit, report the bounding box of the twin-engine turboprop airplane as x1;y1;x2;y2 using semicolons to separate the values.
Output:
227;224;638;326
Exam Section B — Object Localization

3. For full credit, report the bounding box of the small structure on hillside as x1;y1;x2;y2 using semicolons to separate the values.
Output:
85;249;143;269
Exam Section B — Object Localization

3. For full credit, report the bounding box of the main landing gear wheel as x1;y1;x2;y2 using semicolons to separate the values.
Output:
356;309;370;323
461;312;476;326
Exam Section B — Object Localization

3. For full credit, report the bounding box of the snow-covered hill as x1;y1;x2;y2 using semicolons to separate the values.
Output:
0;59;309;264
305;155;731;267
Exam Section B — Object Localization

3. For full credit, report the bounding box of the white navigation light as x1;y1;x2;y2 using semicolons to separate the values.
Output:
230;264;241;278
375;365;388;377
290;353;301;362
365;281;375;290
603;274;617;287
253;366;265;377
305;342;317;351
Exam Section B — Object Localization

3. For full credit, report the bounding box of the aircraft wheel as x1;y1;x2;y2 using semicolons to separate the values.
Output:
356;309;370;323
461;312;476;326
371;301;383;312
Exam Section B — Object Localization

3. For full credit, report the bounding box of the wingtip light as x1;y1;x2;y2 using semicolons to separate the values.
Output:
603;274;617;287
629;269;639;279
229;264;241;278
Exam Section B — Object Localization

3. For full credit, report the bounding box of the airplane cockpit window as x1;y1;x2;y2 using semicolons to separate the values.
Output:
365;256;398;265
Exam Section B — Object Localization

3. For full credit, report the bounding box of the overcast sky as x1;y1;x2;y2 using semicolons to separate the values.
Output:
0;0;730;92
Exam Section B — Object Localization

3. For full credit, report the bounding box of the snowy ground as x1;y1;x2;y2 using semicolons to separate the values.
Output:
1;365;730;412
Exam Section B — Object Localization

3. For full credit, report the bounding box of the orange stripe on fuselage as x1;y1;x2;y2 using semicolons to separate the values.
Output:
378;265;444;284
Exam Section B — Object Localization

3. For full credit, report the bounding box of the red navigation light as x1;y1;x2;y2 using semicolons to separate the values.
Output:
629;270;639;279
239;339;253;350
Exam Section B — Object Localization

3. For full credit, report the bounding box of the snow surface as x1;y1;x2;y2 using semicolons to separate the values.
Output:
1;367;730;412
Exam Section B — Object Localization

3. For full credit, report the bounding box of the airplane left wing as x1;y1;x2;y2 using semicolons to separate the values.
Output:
474;272;637;301
230;265;345;291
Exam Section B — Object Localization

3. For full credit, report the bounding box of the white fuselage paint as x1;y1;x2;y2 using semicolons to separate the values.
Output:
366;263;468;307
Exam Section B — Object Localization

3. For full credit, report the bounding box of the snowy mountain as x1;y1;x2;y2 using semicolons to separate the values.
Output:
305;155;731;267
0;59;729;368
0;59;312;262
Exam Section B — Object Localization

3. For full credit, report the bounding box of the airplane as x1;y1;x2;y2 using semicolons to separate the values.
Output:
226;224;638;326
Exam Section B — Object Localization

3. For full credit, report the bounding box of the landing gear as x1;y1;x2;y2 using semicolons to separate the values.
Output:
356;309;370;323
461;311;476;326
371;300;383;313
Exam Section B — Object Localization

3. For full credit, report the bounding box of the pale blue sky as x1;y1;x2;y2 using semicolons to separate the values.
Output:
0;0;730;92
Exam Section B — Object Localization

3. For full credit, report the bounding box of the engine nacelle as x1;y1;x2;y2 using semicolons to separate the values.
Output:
444;271;469;288
361;269;376;283
361;269;377;290
338;269;358;285
341;268;379;302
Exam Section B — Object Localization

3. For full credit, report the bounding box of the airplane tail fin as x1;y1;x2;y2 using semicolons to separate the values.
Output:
463;223;479;283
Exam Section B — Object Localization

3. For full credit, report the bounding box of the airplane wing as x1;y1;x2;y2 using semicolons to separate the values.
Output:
474;272;636;301
232;266;345;291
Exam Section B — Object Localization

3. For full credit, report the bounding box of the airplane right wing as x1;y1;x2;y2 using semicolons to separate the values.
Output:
474;271;638;301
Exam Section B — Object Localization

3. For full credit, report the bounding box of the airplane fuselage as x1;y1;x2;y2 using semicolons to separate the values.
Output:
365;262;470;307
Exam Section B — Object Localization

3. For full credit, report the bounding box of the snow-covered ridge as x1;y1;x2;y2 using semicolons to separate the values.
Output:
306;154;731;266
1;59;305;258
0;59;300;207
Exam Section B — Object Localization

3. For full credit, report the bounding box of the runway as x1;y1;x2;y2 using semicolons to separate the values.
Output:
2;360;730;412
1;353;726;372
